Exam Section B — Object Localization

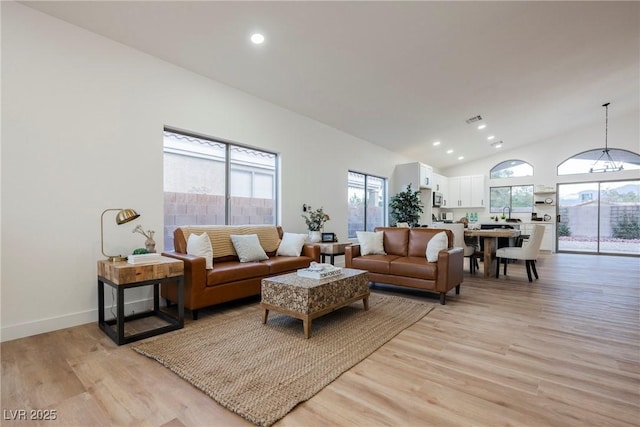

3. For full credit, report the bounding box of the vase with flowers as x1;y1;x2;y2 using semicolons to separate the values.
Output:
133;224;156;253
302;206;330;243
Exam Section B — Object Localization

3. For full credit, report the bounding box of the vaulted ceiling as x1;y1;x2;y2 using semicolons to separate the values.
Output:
23;1;640;169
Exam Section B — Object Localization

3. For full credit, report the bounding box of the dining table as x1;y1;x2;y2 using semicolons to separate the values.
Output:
464;228;521;278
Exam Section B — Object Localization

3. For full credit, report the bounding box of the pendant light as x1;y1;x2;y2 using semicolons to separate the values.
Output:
590;102;623;173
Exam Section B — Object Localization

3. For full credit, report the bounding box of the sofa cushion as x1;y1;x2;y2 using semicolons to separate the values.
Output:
180;225;281;258
426;231;448;262
389;257;438;280
350;254;401;274
206;261;270;287
187;233;213;269
230;234;270;262
356;231;386;255
262;256;313;275
408;228;452;257
276;232;308;257
378;228;409;257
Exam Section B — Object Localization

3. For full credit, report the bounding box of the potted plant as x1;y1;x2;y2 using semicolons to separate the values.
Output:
389;184;424;227
302;206;330;242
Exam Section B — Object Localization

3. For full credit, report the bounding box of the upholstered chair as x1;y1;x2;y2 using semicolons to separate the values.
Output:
495;224;545;282
436;223;478;273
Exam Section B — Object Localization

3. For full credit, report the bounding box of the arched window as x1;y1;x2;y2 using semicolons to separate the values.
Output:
490;160;533;179
557;148;640;175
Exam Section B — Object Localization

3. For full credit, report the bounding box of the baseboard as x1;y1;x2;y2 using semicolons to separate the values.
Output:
0;298;154;343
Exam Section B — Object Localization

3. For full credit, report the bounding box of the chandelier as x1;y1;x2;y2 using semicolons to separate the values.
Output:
590;102;623;173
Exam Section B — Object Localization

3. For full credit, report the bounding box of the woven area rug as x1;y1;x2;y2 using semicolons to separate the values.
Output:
132;294;434;427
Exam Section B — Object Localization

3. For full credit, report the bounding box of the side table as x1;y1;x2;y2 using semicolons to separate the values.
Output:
314;242;352;265
97;257;184;345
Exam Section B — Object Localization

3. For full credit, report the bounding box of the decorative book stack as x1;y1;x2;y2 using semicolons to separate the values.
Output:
127;253;163;264
297;263;342;280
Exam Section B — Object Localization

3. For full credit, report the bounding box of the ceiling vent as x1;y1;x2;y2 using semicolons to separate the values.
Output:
465;115;483;124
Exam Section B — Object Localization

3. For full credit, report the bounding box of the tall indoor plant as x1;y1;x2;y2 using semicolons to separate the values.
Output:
389;184;424;227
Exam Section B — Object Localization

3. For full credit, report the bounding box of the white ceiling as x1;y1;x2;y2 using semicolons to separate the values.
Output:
23;1;640;169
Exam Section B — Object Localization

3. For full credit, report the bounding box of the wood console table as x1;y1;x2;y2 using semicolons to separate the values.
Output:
313;242;352;265
464;229;520;279
97;257;184;345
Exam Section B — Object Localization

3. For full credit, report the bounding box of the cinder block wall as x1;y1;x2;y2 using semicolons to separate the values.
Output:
163;192;274;251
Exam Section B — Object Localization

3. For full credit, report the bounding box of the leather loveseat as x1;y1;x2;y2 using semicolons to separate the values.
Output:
345;227;464;304
162;225;320;319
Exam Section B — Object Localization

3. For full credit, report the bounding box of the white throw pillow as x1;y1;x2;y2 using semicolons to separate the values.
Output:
276;232;308;257
230;234;269;262
356;231;386;256
187;233;214;269
426;231;448;262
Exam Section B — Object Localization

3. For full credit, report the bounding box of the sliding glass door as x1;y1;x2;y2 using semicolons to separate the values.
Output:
557;180;639;255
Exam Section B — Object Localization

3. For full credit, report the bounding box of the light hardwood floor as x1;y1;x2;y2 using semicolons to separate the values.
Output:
2;253;639;426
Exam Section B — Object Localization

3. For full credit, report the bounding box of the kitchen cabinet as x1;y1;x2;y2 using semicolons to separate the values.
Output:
447;175;485;208
432;172;447;192
394;162;433;191
419;163;433;189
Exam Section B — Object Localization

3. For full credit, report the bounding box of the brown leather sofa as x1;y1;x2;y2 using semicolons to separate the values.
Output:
162;225;320;319
345;227;464;304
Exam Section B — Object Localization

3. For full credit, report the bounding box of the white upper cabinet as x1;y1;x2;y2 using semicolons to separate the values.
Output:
432;172;447;192
447;174;485;208
394;162;433;192
419;163;433;189
432;173;449;206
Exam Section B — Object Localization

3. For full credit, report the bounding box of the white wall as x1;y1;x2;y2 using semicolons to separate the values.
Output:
0;2;412;341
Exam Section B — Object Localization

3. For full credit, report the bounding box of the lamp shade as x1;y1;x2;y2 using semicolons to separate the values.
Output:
116;209;140;225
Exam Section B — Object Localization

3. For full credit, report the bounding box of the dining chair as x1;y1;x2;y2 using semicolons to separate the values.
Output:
436;223;478;273
495;224;545;282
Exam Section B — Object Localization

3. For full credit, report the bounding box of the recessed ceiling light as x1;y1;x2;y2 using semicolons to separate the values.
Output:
487;135;495;141
446;149;454;154
491;141;504;148
433;141;441;146
458;156;464;160
250;33;265;44
477;124;487;130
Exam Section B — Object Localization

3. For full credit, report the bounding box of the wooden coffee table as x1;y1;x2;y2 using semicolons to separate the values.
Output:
261;268;369;338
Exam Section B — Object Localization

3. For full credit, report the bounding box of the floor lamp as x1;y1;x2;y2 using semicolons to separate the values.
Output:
101;208;140;262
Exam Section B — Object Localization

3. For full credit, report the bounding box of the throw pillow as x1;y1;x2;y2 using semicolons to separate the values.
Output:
187;233;214;269
230;234;269;262
276;232;308;257
426;231;448;262
356;231;386;256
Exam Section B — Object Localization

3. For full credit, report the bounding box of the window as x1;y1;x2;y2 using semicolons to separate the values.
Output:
348;171;387;238
490;160;533;179
163;130;278;250
557;180;639;255
557;149;640;175
490;185;533;213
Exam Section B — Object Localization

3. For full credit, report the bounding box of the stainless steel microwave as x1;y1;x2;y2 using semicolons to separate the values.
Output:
433;192;443;207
